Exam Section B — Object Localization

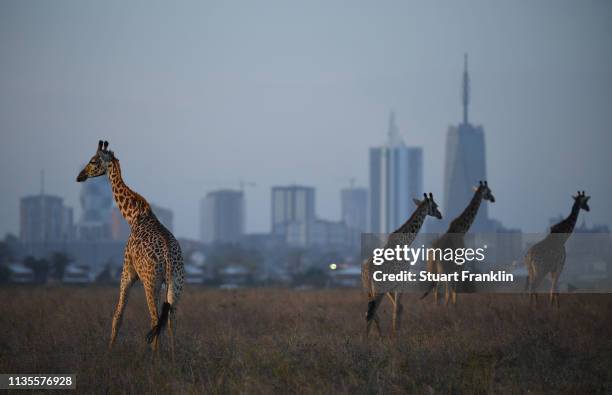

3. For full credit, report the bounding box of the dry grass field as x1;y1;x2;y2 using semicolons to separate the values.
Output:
0;287;610;394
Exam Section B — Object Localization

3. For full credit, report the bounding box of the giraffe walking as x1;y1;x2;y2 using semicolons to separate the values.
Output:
525;191;590;308
421;181;495;305
362;193;442;337
76;141;185;357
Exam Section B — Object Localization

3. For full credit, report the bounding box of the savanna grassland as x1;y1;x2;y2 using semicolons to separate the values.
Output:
0;287;610;394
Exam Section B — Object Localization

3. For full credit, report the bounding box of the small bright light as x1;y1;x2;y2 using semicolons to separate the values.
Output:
329;263;337;270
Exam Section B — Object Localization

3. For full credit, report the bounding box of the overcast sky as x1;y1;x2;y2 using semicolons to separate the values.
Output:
1;0;611;239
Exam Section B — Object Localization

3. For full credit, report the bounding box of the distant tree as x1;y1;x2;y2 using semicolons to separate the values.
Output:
207;244;263;273
292;266;329;288
50;252;72;282
286;248;305;275
23;256;49;285
0;241;11;264
3;234;22;259
0;263;10;284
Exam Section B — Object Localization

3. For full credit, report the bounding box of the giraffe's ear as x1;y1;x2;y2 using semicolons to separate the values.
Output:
413;198;422;206
473;186;479;192
585;196;590;202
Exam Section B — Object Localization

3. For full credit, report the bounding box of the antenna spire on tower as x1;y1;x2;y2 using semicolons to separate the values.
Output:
40;169;45;196
387;110;401;146
462;53;470;125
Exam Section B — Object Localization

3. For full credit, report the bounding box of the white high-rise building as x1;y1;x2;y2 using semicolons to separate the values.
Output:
369;112;423;233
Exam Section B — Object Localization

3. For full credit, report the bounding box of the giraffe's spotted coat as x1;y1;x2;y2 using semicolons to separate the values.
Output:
76;141;184;353
525;191;590;307
363;193;442;337
425;181;495;305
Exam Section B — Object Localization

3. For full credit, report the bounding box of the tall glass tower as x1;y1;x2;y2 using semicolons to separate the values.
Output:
369;112;423;233
442;54;490;231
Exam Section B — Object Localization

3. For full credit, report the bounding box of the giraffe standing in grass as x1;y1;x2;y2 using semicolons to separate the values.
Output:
76;140;184;357
362;193;442;337
421;181;495;305
525;191;590;308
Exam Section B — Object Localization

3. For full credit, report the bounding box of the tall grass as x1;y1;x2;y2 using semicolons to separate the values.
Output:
0;287;610;394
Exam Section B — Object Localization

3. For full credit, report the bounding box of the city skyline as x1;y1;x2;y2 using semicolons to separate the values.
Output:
1;1;611;239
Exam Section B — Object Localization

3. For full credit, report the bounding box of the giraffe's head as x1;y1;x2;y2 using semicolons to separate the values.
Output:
573;190;590;212
413;193;443;219
76;140;115;182
473;180;495;203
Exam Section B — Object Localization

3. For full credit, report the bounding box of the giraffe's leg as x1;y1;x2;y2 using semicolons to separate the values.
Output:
372;315;382;337
550;271;560;309
527;262;536;307
444;282;451;306
366;293;384;339
534;272;547;308
143;278;161;351
529;267;545;308
433;281;439;305
386;292;396;307
390;292;398;336
109;258;137;349
392;292;404;336
451;283;457;306
166;269;182;363
167;307;176;363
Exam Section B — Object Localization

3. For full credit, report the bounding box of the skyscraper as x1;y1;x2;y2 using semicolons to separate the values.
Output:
369;112;423;233
77;176;113;240
442;54;490;231
20;194;74;243
341;186;368;233
271;185;315;246
200;190;245;244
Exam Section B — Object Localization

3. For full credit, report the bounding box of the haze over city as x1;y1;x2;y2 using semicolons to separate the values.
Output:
1;0;611;239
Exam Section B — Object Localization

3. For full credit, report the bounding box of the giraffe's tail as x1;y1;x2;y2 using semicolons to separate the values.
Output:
145;250;177;344
420;281;436;300
146;302;172;344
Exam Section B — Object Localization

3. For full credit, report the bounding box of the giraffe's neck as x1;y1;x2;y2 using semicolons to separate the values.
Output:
107;159;151;227
391;203;428;245
447;189;483;234
551;201;580;235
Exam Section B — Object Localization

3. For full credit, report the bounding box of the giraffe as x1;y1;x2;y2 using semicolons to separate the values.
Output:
525;191;590;308
76;140;185;357
421;181;495;305
362;193;442;337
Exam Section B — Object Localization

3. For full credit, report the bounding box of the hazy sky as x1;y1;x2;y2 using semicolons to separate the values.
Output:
1;1;611;239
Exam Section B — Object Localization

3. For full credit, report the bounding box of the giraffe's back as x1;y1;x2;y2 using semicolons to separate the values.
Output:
525;236;566;275
127;213;184;286
429;233;465;275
